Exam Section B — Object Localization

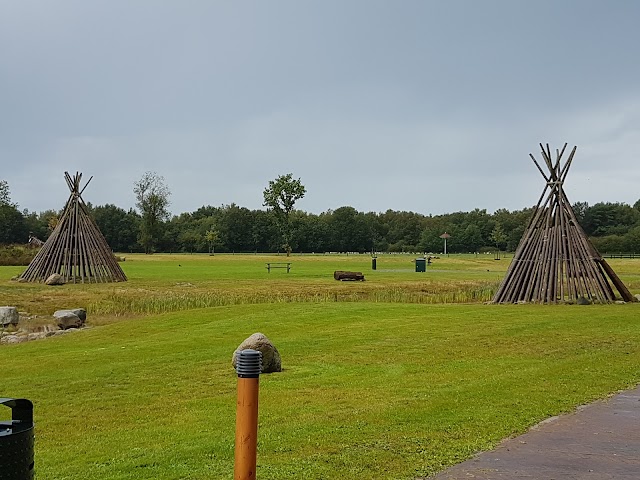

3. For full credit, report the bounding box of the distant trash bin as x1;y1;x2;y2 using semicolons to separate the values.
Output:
0;398;35;480
415;258;426;272
372;257;377;270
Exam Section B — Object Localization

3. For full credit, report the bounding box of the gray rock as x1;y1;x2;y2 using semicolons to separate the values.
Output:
69;308;87;321
0;335;27;345
45;273;65;285
53;310;85;330
0;306;19;327
635;294;640;302
615;300;626;305
232;332;282;374
30;324;59;334
27;332;47;341
576;296;592;305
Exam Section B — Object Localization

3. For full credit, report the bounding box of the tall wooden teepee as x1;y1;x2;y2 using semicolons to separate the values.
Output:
19;172;127;283
492;144;634;304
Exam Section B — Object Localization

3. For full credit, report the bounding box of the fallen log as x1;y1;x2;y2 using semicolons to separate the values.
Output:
334;271;365;281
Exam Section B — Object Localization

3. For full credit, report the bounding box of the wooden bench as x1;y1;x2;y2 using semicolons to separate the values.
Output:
266;262;291;273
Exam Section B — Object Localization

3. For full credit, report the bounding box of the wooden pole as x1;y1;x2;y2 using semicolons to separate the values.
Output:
234;349;262;480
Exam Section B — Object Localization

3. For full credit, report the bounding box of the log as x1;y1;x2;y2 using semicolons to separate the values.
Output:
333;271;365;281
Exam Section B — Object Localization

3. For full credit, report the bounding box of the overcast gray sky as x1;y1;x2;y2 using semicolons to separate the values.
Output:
2;1;639;216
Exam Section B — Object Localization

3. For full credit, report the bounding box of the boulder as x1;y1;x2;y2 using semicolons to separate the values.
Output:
0;306;19;327
576;296;592;305
45;274;65;286
635;294;640;302
69;308;87;321
232;333;282;373
53;310;85;330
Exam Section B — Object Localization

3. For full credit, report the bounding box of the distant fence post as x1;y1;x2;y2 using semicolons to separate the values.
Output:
234;349;262;480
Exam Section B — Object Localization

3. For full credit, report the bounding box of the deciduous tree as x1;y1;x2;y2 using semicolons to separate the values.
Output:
490;222;507;251
204;229;219;255
0;180;28;244
134;172;171;254
0;180;11;206
263;173;306;255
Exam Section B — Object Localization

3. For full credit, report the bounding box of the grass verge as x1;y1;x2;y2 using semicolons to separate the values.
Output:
2;302;639;479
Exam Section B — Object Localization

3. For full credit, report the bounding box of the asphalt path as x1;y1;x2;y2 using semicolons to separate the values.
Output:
427;385;640;479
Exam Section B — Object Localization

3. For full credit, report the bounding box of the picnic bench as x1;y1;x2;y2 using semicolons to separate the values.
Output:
266;262;291;273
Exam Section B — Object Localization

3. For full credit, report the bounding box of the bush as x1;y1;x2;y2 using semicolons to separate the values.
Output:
0;244;36;266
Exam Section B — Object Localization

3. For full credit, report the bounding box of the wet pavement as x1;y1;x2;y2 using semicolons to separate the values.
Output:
428;385;640;479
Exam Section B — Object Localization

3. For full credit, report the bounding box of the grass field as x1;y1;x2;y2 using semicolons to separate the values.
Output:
0;253;510;318
1;254;640;479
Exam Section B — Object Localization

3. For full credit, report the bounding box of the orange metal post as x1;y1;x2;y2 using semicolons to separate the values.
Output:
234;349;262;480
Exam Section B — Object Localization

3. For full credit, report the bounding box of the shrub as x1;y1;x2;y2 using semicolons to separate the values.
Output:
0;244;36;266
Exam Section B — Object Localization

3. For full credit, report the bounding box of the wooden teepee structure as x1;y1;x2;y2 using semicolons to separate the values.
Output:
492;144;634;304
19;172;127;283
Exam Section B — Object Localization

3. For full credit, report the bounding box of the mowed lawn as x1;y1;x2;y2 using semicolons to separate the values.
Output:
0;253;510;317
2;300;640;479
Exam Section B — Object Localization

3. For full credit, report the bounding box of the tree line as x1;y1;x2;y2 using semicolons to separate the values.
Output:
2;177;640;254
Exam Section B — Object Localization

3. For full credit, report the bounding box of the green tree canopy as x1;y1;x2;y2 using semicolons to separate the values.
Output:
92;204;140;252
134;171;171;254
0;180;28;244
263;173;306;254
490;222;507;250
0;180;11;206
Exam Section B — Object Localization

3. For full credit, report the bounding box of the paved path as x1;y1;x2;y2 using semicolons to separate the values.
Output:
428;385;640;479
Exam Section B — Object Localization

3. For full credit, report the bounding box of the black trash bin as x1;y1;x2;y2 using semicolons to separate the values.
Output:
0;398;35;480
415;258;426;272
372;257;377;270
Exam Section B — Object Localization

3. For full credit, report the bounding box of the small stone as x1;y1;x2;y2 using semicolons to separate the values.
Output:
576;297;592;305
27;332;47;341
45;273;65;285
0;335;27;345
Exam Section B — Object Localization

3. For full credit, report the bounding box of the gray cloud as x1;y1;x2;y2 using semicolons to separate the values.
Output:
2;1;639;216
